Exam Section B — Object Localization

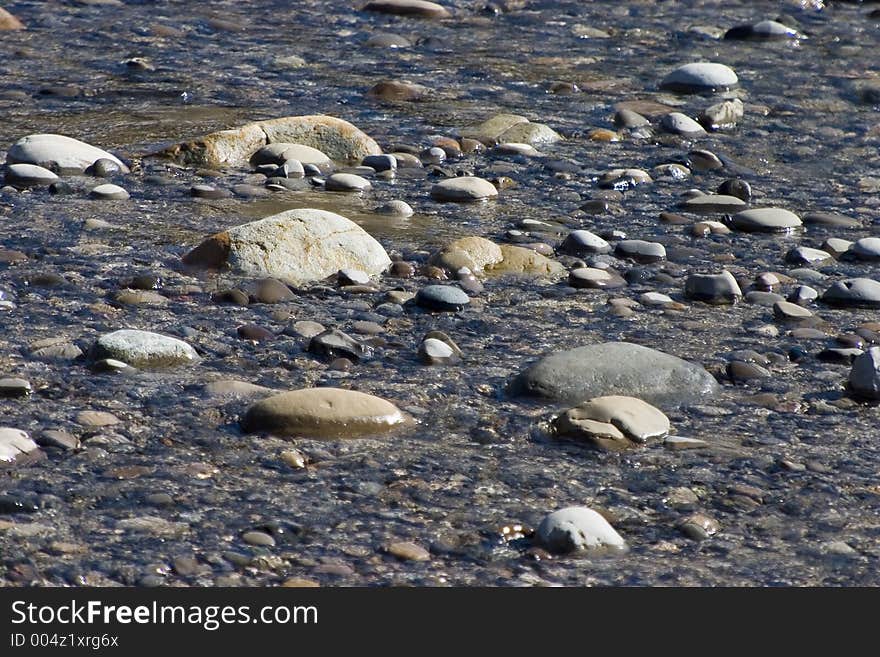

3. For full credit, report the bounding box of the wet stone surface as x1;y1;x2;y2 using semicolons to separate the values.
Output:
2;0;880;588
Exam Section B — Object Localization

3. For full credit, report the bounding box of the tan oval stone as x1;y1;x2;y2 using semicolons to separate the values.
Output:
430;176;498;202
554;395;670;450
428;236;504;273
488;245;566;279
241;387;406;438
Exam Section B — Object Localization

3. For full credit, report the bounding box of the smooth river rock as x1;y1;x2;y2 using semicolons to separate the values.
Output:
660;62;739;93
162;115;381;167
554;395;671;451
362;0;451;19
511;341;720;407
241;387;406;438
685;271;742;304
536;506;627;553
415;285;470;311
731;208;802;232
4;163;59;188
0;428;44;468
183;208;391;286
822;278;880;308
429;236;504;274
849;347;880;400
430;176;498;202
7;134;130;174
90;329;200;368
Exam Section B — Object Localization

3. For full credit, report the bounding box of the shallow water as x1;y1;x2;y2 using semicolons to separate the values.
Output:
2;1;880;586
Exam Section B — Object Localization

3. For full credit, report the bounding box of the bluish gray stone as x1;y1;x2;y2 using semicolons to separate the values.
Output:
415;285;470;311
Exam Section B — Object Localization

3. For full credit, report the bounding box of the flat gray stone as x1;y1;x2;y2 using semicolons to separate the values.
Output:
374;199;413;216
615;240;666;263
7;134;129;174
786;246;834;266
4;163;59;187
849;237;880;260
660;112;707;136
415;285;470;311
680;194;747;213
822;278;880;308
724;20;800;40
660;62;739;93
731;207;802;232
363;0;451;19
536;507;627;553
511;341;720;407
91;329;199;368
554;395;670;450
569;267;627;290
90;183;129;200
325;172;372;192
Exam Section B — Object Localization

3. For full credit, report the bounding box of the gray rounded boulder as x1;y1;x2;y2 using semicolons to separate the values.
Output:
90;329;199;368
536;506;627;553
511;341;719;407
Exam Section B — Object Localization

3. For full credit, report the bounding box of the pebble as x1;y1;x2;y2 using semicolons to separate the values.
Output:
554;395;670;451
362;0;451;19
677;513;720;541
821;238;852;258
4;163;59;188
90;183;129;200
419;337;460;365
536;507;627;553
717;178;752;201
773;300;814;321
255;278;295;303
415;284;470;311
90;329;199;368
849;237;880;260
731;207;802;232
241;387;406;438
699;98;744;130
660;62;739;93
803;212;860;228
430;176;498;202
0;7;24;30
660;112;707;136
0;377;31;397
786;246;833;267
374;200;413;216
724;20;800;41
190;184;230;199
685;271;742;304
362;154;397;172
386;541;431;561
680;194;747;213
242;531;276;547
688;149;723;171
849;347;880;399
615;240;666;263
325;173;371;192
0;428;44;467
308;329;372;362
559;230;611;256
568;267;627;290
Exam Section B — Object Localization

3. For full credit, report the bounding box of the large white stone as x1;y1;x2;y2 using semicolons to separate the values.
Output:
536;507;627;553
7;134;129;174
183;208;391;286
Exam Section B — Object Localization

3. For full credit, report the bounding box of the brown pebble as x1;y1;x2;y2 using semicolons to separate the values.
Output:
386;541;431;562
237;324;275;341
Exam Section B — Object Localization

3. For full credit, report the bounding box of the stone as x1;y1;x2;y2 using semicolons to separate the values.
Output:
850;347;880;399
90;183;129;200
308;329;373;362
496;122;562;146
368;80;430;102
680;194;747;213
362;0;451;19
250;143;332;170
849;237;880;260
511;341;720;407
688;150;723;171
241;387;406;438
459;114;529;143
419;337;460;365
724;20;800;40
415;285;470;311
536;507;626;553
183;209;391;287
362;154;397;172
0;428;44;467
615;240;666;263
374;200;413;216
488;245;566;278
568;267;627;289
684;271;742;304
204;380;273;399
366;33;412;48
325;173;372;192
242;531;276;547
386;541;430;561
4;163;59;188
822;278;880;308
731;208;802;232
429;236;503;274
7;134;129;175
614;109;650;128
0;378;31;397
430;176;497;202
554;395;670;451
90;329;199;368
773;300;813;320
255;278;295;303
660;112;707;136
803;212;860;228
559;230;611;256
677;513;720;541
660;62;739;93
699;98;744;130
162;115;381;167
786;246;833;267
190;184;231;199
822;238;852;258
0;8;24;30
